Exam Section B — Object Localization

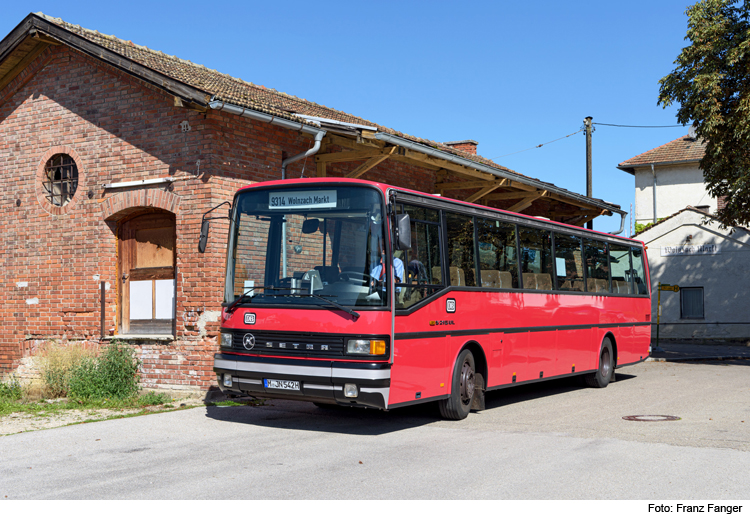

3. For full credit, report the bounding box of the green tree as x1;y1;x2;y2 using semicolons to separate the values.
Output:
658;0;750;227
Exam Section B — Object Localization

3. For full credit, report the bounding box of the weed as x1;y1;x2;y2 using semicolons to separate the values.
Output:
137;391;171;407
0;376;24;401
39;341;96;398
68;341;141;401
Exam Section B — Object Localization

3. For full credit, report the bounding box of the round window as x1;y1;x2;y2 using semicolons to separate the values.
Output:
43;154;79;206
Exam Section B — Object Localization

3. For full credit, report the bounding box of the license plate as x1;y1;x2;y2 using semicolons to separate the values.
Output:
264;379;301;390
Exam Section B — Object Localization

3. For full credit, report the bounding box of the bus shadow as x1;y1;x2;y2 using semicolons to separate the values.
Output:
204;398;441;436
483;372;637;410
205;373;640;432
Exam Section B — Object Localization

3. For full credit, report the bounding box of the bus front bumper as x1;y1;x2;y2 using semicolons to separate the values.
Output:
213;354;391;410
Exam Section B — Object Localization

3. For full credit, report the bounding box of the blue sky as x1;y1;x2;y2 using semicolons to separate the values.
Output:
3;1;695;234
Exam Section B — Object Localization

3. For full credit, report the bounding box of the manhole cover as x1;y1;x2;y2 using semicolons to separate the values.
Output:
622;415;681;421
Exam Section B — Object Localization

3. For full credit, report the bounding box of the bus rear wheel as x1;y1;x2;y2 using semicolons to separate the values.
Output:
439;349;475;420
585;337;613;388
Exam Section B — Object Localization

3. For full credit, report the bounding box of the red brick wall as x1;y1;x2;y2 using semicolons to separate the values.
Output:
0;44;443;391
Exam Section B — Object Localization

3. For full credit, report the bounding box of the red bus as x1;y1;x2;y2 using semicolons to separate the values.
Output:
208;178;651;419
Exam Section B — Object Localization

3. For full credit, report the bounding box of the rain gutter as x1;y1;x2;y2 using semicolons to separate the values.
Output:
208;98;327;276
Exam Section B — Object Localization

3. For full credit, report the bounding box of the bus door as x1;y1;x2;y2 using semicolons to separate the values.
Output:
391;202;449;405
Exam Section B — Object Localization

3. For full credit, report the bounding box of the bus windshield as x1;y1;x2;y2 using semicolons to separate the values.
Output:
225;185;388;308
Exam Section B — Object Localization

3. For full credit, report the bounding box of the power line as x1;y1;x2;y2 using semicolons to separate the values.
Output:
592;122;686;128
490;129;582;160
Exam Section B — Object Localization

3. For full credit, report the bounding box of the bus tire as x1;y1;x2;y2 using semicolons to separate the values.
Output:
439;349;475;420
585;337;613;388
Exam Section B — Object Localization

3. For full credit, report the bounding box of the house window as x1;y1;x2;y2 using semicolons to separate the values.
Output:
119;213;176;335
43;154;78;206
680;287;704;319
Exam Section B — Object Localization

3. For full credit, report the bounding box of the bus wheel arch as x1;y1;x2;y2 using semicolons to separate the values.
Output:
461;340;487;390
603;332;618;370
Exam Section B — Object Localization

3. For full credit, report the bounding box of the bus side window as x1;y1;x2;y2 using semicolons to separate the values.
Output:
553;233;583;291
609;243;632;294
397;203;443;308
446;213;477;287
477;217;519;289
584;239;610;293
519;227;553;290
631;247;648;295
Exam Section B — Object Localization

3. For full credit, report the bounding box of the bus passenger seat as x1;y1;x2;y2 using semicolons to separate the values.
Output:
595;279;608;292
523;273;537;290
481;270;501;288
499;271;513;289
535;273;552;290
449;267;465;286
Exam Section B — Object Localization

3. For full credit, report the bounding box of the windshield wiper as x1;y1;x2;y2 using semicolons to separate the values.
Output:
268;289;360;320
225;286;283;313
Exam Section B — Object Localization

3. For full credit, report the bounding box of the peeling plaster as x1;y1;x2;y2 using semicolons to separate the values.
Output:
197;310;221;337
17;282;28;288
26;298;39;305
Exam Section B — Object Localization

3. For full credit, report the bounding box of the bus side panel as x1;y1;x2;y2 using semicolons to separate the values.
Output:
557;328;595;374
501;331;531;384
527;330;558;379
390;337;448;405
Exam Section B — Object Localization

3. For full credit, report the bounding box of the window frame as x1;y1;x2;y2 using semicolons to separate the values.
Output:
680;287;705;319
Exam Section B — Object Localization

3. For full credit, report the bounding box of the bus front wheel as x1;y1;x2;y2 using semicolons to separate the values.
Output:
585;337;613;388
439;349;475;420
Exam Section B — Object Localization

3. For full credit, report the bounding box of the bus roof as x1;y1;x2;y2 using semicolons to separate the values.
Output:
235;178;643;246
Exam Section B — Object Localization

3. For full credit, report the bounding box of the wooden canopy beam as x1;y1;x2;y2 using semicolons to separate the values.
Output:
506;191;548;213
465;179;509;203
345;147;397;179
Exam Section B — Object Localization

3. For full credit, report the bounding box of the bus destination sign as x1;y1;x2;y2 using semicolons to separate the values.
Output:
269;190;337;210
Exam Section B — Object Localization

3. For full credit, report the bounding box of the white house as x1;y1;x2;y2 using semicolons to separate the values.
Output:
618;133;713;224
618;136;749;341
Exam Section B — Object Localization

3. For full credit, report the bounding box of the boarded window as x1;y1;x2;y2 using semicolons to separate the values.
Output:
119;213;176;334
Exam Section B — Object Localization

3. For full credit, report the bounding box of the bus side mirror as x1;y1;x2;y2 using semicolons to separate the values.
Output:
395;214;411;250
197;201;232;254
198;219;210;253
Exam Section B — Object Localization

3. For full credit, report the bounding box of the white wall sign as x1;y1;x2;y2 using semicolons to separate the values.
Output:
660;244;720;257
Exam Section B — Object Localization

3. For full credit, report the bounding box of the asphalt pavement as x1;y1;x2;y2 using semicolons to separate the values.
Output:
2;360;749;499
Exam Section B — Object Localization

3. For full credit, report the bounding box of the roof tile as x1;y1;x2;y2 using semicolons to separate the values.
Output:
618;135;705;173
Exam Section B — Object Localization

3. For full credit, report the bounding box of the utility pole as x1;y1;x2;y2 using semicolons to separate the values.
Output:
584;116;593;230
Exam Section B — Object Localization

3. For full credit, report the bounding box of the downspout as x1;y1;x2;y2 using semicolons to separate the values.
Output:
209;98;327;278
609;210;626;236
651;163;657;224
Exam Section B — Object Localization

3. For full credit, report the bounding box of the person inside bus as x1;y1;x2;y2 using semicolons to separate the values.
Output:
371;248;404;290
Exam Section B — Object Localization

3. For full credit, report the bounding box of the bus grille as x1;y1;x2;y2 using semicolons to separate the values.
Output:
229;330;345;356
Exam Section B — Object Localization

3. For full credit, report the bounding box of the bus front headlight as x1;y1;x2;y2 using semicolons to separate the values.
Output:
347;339;386;356
220;332;233;348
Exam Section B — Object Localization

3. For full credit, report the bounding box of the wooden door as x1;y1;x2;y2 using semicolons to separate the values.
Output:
119;213;176;334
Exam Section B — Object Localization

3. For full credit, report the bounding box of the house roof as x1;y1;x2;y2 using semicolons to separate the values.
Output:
617;134;705;175
0;12;626;223
634;205;749;237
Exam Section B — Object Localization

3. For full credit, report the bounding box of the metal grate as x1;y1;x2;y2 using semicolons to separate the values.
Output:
43;154;78;206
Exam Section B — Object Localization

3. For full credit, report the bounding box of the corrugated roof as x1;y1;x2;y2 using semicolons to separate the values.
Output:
618;135;705;174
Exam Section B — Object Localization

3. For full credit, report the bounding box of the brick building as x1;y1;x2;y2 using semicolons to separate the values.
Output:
0;13;625;392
